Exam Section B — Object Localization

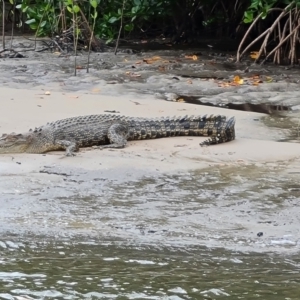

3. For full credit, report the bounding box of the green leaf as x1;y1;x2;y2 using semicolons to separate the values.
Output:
90;0;98;8
108;16;118;23
66;6;73;13
131;15;136;21
26;7;35;15
9;0;14;5
249;2;258;9
40;20;47;27
261;7;268;19
131;6;139;14
73;5;80;13
106;37;113;44
134;0;140;5
244;11;253;23
124;23;134;31
21;5;29;12
25;18;36;24
29;23;38;29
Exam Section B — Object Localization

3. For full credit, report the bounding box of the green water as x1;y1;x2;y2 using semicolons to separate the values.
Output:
0;240;299;299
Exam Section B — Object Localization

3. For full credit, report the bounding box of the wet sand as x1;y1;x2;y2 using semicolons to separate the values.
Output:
0;86;299;254
0;38;299;253
0;87;299;172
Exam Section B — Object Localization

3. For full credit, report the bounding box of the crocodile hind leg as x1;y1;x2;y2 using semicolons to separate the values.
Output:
100;123;129;149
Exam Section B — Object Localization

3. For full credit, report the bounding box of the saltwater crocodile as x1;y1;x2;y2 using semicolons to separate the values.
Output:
0;114;235;156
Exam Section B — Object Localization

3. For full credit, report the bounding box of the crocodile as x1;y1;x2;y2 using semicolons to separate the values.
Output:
0;114;235;156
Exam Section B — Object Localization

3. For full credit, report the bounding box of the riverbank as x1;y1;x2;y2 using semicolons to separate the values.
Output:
0;86;299;253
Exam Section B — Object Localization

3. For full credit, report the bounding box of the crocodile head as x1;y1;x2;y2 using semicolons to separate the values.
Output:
0;133;33;153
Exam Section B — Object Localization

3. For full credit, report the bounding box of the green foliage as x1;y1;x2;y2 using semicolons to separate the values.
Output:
243;0;289;23
15;0;270;42
93;0;169;42
16;0;61;35
18;0;292;41
15;0;169;40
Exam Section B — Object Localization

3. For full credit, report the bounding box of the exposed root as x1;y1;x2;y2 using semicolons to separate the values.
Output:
236;2;299;65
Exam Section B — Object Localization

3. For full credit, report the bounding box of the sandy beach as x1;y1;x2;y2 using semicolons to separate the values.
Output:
0;87;299;172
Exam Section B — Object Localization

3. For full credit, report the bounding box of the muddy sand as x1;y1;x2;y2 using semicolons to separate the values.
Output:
0;86;299;253
0;87;299;169
0;36;299;253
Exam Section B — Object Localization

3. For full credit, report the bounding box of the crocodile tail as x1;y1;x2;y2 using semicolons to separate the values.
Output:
200;116;236;146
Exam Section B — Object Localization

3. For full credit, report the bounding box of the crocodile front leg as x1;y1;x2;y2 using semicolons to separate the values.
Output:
56;140;79;156
100;123;128;149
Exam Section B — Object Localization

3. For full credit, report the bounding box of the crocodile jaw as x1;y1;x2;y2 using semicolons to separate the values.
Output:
0;133;32;153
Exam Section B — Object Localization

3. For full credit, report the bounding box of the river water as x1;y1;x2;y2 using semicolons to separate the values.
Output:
0;240;299;299
0;165;300;299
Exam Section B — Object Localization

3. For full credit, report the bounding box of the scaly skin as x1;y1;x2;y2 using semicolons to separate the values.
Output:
0;114;235;156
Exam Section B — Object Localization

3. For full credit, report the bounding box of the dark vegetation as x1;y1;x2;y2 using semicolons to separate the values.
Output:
0;0;300;65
